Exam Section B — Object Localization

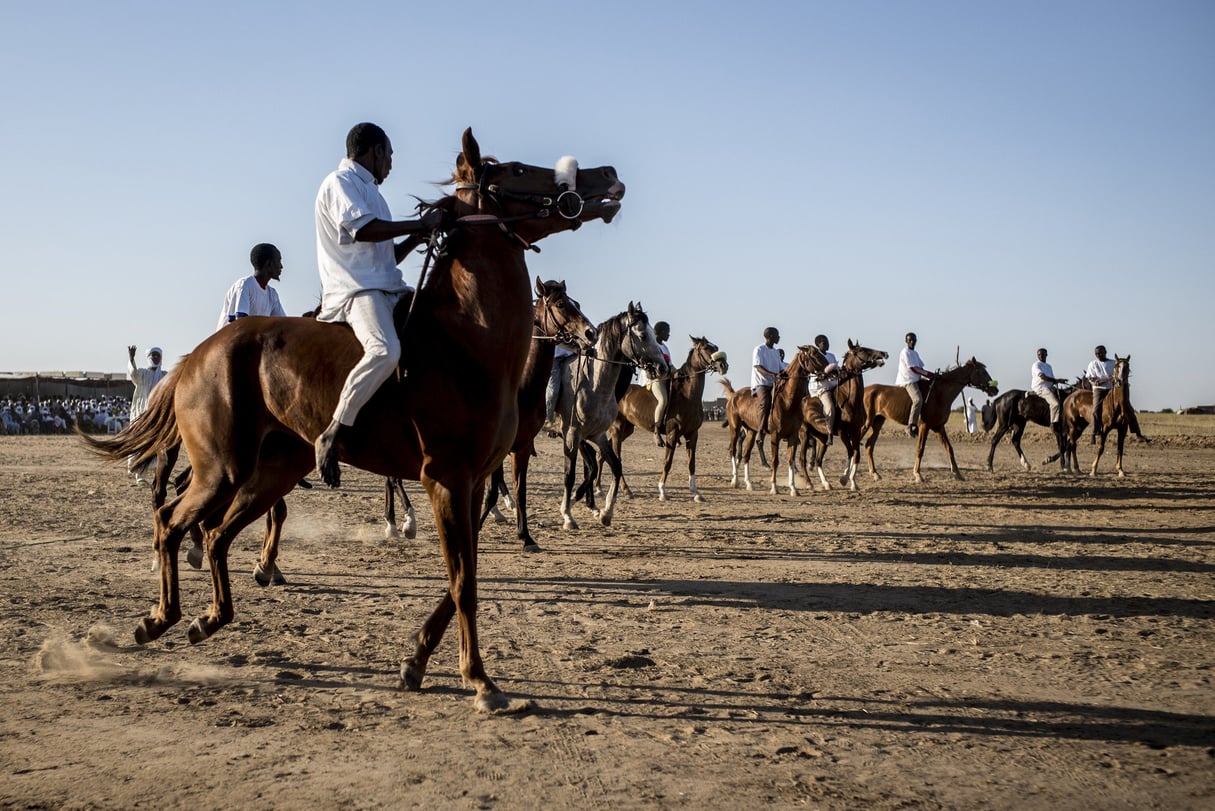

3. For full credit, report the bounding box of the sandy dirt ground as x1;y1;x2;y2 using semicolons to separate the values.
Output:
2;414;1213;809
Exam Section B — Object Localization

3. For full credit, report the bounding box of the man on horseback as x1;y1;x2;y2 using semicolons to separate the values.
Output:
1084;345;1115;444
807;334;840;445
216;243;287;330
896;332;932;437
646;320;673;446
751;327;785;444
313;122;448;488
1030;347;1069;438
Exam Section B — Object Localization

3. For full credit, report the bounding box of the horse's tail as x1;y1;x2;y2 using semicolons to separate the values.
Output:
77;366;181;468
719;378;736;427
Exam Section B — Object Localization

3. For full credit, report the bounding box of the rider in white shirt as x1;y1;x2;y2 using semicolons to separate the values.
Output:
1030;347;1068;428
895;332;932;437
807;334;839;444
751;327;785;440
646;321;673;446
1084;345;1115;444
217;243;287;331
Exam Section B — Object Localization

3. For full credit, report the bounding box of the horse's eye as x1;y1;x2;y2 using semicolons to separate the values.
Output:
513;166;526;176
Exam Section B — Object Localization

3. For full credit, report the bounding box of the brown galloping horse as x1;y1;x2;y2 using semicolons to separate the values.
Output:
861;357;999;483
1057;355;1148;477
797;340;889;492
721;344;829;494
80;129;625;713
607;336;728;502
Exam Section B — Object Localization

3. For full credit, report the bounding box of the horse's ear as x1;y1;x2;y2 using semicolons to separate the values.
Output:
848;338;857;349
628;301;636;316
534;276;544;296
461;128;482;174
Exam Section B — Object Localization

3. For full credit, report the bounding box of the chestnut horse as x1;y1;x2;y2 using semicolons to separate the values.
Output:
607;336;728;502
80;129;625;713
1056;355;1148;476
861;357;999;483
721;344;829;495
797;340;889;492
550;304;669;530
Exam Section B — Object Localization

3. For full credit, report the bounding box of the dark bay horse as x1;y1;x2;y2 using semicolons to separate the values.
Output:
1057;355;1148;477
474;279;596;551
862;357;999;483
80;129;625;713
797;340;889;492
982;384;1076;473
721;344;829;495
551;304;669;529
607;336;727;501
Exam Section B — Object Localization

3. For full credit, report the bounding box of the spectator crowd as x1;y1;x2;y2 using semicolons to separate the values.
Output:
0;396;132;435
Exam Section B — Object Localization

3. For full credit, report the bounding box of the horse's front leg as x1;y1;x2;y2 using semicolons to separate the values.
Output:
742;430;757;491
657;438;676;501
768;434;782;495
510;449;541;553
784;439;800;497
1089;431;1106;477
911;427;930;483
1114;427;1127;477
405;476;508;713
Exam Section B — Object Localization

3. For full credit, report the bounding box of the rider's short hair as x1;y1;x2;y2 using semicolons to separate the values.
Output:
814;334;828;348
1095;345;1106;354
249;243;280;271
905;332;916;342
346;123;388;159
763;327;779;342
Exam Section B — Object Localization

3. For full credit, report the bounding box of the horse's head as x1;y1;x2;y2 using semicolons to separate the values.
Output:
964;357;1000;396
844;339;888;373
1113;354;1131;387
688;336;728;375
607;302;668;377
788;344;830;380
533;277;596;353
452;128;625;245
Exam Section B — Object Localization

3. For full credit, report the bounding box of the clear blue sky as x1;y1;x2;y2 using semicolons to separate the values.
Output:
2;1;1212;410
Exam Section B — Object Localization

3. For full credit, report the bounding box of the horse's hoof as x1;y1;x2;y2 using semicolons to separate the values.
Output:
598;513;612;527
475;691;530;714
383;522;401;541
187;619;209;645
186;545;204;570
134;623;152;646
398;660;425;691
522;542;542;553
563;518;578;531
693;494;704;503
253;563;284;587
658;492;668;502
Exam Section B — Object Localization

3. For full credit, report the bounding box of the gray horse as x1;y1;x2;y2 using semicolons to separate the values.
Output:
551;303;669;529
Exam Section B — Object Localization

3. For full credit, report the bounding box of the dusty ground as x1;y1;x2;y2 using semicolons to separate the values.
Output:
2;414;1213;809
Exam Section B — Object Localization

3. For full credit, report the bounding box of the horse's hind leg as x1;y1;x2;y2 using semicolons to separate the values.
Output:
254;498;288;586
593;436;623;526
864;418;885;481
685;431;703;502
138;479;240;645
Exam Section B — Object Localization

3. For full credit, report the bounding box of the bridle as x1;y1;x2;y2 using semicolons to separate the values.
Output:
453;164;587;253
534;291;590;351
